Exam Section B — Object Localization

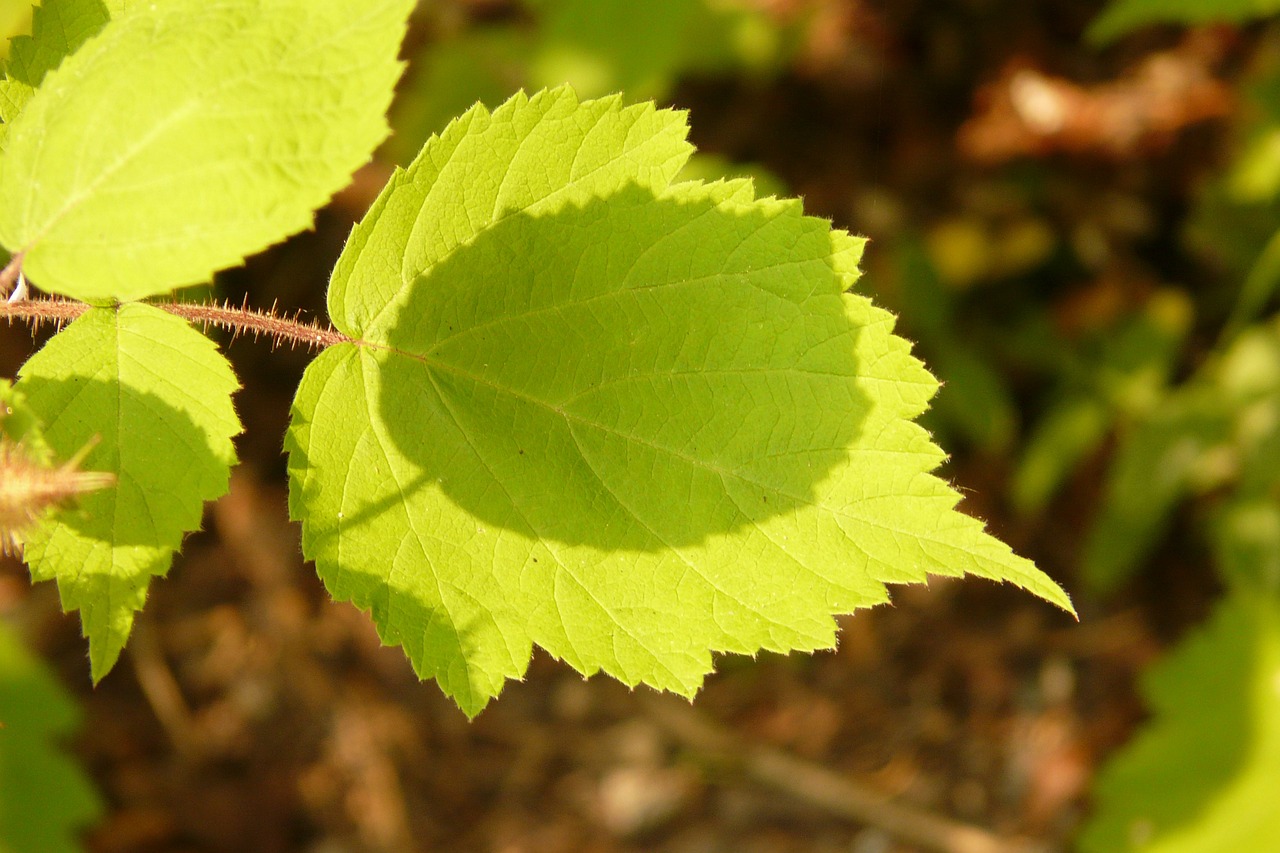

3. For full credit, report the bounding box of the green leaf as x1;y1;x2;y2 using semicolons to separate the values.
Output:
1078;591;1280;852
1083;321;1280;595
1082;385;1230;595
1088;0;1280;44
0;621;101;853
288;88;1072;717
0;0;414;302
1214;498;1280;593
1012;395;1110;515
0;0;131;149
526;0;784;100
16;304;240;680
925;340;1017;453
882;237;1016;454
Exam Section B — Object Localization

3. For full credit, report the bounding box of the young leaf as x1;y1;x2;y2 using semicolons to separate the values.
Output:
0;0;414;302
1078;592;1280;852
0;0;131;149
1088;0;1280;44
0;621;101;853
16;304;240;681
288;88;1072;716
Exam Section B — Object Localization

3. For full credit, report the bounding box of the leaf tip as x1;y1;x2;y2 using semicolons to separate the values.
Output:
88;640;124;687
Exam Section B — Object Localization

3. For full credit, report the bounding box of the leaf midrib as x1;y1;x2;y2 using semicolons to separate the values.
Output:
362;342;1040;596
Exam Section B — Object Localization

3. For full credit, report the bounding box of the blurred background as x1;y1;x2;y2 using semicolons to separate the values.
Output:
4;1;1280;851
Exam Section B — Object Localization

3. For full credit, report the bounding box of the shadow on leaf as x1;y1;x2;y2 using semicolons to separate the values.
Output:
18;375;222;550
372;182;871;552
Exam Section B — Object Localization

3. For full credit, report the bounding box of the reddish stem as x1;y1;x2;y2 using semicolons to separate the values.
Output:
1;296;351;351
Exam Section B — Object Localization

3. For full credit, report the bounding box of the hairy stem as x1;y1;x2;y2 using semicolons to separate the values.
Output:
0;296;351;350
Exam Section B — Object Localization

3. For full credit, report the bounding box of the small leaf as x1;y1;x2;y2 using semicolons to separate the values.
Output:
0;621;101;853
1088;0;1280;44
16;304;240;680
1012;396;1111;515
1213;497;1280;593
326;87;694;335
0;0;414;302
1078;592;1280;852
289;89;1072;716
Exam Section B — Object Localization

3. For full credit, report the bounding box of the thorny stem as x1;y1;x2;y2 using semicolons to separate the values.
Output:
0;294;352;350
164;299;351;349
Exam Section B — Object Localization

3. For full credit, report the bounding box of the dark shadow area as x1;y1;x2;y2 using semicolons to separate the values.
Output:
375;182;871;551
3;0;111;89
14;314;236;678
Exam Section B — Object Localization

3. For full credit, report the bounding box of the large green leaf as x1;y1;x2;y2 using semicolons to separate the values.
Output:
16;304;240;680
1089;0;1280;44
288;88;1072;716
1078;592;1280;852
0;621;101;853
0;0;413;302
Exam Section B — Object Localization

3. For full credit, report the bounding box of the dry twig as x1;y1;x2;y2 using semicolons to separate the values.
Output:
644;695;1051;853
